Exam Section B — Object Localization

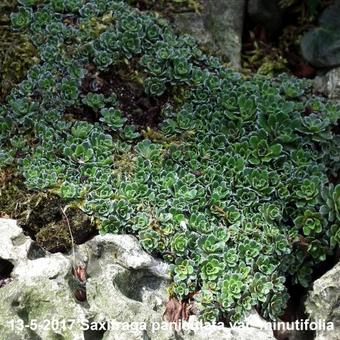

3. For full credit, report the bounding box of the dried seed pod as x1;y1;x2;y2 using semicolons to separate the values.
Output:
73;266;86;283
74;289;87;302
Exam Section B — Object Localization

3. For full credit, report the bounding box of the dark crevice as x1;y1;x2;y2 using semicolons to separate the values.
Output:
99;66;169;129
274;275;317;340
78;62;170;128
64;105;100;124
0;259;14;288
65;62;170;130
242;0;332;77
311;251;340;282
273;250;339;339
0;259;14;276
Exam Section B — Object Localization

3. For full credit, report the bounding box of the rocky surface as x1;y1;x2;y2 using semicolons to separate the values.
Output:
314;67;340;100
173;0;245;68
305;261;340;340
0;218;276;339
301;1;340;68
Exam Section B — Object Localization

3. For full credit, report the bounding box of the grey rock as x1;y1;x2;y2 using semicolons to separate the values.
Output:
173;12;211;50
301;1;340;67
305;261;340;340
319;0;340;28
173;0;245;68
301;28;340;68
0;218;33;264
247;0;285;34
314;67;340;99
0;219;275;340
0;219;170;340
79;233;170;279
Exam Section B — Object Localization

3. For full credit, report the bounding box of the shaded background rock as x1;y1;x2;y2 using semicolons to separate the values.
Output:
305;261;340;340
173;0;245;68
301;0;340;68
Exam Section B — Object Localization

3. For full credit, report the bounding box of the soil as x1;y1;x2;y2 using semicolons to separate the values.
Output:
0;170;98;254
100;65;170;129
24;196;98;253
65;61;172;130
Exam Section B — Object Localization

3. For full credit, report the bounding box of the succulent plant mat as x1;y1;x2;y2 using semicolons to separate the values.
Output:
0;0;339;325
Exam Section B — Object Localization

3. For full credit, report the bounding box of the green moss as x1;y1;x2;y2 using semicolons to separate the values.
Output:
0;171;96;253
0;0;38;102
0;170;29;218
35;207;97;253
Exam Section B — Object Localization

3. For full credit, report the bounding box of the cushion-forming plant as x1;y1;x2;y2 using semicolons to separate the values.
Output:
0;0;339;323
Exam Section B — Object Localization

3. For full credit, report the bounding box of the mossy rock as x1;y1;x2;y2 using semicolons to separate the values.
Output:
0;173;97;253
34;207;98;253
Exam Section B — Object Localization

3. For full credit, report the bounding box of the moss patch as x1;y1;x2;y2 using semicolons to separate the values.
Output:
0;170;97;253
0;0;38;102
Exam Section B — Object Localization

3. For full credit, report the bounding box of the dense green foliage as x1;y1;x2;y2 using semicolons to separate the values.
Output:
1;0;339;323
